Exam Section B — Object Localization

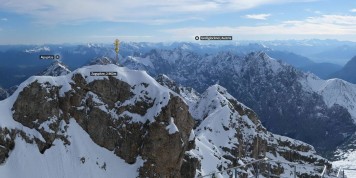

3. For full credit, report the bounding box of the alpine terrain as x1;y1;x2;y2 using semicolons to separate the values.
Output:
121;49;356;155
0;64;334;177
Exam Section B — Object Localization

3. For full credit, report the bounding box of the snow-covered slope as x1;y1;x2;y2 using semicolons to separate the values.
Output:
0;64;195;177
302;73;356;120
0;118;144;178
333;150;356;178
186;85;330;177
156;76;332;177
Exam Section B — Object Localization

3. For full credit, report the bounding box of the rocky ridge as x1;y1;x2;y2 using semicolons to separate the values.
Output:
0;64;335;177
122;50;356;154
157;75;332;177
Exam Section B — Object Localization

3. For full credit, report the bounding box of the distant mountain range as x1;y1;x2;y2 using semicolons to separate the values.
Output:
121;49;356;156
1;41;356;176
0;41;354;88
331;56;356;84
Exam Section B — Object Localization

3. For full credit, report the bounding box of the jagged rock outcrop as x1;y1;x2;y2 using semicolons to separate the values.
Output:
1;64;195;178
157;76;332;177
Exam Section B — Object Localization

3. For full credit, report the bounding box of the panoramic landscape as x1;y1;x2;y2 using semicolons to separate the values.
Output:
0;0;356;177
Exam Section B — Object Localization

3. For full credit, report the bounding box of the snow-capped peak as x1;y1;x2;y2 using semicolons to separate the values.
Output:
39;60;71;77
301;73;356;120
245;51;283;73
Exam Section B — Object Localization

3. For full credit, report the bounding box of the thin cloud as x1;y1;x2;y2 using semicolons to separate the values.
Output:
0;0;318;24
351;9;356;12
1;18;7;21
163;15;356;38
245;14;271;20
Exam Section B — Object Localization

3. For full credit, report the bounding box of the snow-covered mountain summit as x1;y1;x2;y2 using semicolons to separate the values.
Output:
39;60;71;76
0;64;195;177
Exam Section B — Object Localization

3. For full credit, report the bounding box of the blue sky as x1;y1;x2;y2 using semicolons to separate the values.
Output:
0;0;355;44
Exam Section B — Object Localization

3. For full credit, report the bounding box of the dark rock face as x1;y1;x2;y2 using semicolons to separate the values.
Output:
180;155;200;178
140;96;195;177
9;73;195;177
13;82;61;129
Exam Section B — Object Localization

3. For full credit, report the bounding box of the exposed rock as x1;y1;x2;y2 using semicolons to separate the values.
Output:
181;84;331;177
9;65;195;177
140;95;195;177
0;65;337;177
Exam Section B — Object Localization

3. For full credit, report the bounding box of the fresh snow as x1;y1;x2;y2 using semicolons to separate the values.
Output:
41;61;71;77
178;84;325;177
0;64;181;177
0;119;144;178
166;117;179;134
301;72;356;120
333;152;356;178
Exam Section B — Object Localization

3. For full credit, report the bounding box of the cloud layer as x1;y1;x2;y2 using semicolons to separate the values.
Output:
0;0;315;24
163;15;356;38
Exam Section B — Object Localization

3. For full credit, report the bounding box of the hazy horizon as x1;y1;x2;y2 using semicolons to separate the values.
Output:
0;0;355;44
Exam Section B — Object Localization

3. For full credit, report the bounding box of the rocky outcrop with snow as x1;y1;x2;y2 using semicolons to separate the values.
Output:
157;75;332;177
123;50;356;154
0;64;336;177
0;64;195;178
40;60;71;76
